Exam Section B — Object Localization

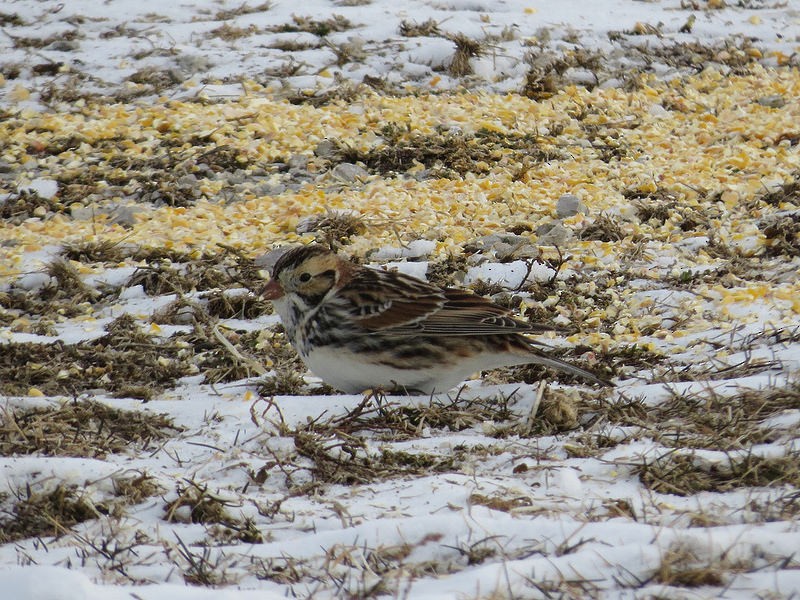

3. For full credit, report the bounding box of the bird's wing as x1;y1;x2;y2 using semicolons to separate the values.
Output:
340;268;556;337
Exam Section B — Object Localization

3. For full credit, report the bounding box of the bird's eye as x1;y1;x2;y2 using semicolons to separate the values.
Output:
298;272;312;282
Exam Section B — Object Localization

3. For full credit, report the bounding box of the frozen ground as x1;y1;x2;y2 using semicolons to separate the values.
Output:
1;1;800;599
1;0;799;107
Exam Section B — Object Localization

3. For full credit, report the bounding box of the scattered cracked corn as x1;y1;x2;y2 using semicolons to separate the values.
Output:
0;67;798;352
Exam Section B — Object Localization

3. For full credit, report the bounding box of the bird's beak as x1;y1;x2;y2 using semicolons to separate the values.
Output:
260;278;284;300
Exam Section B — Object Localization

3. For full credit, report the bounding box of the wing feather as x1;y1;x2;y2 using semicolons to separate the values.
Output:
341;267;558;337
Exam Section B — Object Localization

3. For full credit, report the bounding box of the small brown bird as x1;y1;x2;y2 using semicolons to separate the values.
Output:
262;245;609;394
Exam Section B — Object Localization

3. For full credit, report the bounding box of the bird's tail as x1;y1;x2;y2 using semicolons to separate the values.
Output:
526;346;612;387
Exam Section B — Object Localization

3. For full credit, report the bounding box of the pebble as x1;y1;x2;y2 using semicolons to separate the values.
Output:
314;140;337;158
331;163;368;183
536;221;573;246
287;154;309;170
110;204;146;228
556;194;587;218
756;94;786;108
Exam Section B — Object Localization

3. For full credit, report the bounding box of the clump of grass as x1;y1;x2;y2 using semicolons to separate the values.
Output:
164;483;232;524
0;314;198;398
45;257;99;302
653;383;800;450
645;38;766;74
10;29;82;50
0;484;100;543
127;68;181;90
61;239;133;263
0;11;24;26
198;327;268;385
654;542;726;588
124;250;253;296
425;253;469;288
207;23;259;41
257;369;309;395
254;327;328;395
0;399;181;457
309;391;518;440
269;38;319;52
0;189;66;222
469;492;532;513
112;471;165;505
268;14;354;36
522;49;605;98
399;19;441;37
152;298;208;325
637;450;800;496
578;213;626;242
214;1;272;20
164;482;262;543
293;430;457;486
171;535;235;586
759;176;800;207
296;211;367;247
204;290;270;319
334;128;564;178
624;187;680;225
447;33;484;77
760;213;800;257
126;264;194;296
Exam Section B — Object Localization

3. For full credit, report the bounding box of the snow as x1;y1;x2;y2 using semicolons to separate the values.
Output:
2;0;798;109
18;178;59;200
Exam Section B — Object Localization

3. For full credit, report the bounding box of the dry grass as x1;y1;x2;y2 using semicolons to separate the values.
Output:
267;14;354;36
293;430;458;486
0;315;198;398
112;471;165;505
654;542;726;588
207;23;259;41
637;450;800;496
759;175;800;207
213;1;273;21
295;211;367;247
332;126;565;178
578;213;627;242
164;481;263;544
399;19;442;37
0;485;100;543
245;392;524;489
760;213;800;257
447;34;483;77
0;399;180;458
649;383;799;450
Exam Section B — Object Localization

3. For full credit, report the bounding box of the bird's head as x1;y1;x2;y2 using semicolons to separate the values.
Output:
261;245;343;306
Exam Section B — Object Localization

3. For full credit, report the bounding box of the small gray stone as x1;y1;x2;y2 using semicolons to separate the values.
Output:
536;221;572;246
756;94;786;108
46;40;79;52
177;174;198;186
556;194;587;218
255;183;286;196
331;162;368;183
287;154;309;170
464;233;536;261
314;140;337;158
111;204;145;228
467;233;529;251
70;206;95;221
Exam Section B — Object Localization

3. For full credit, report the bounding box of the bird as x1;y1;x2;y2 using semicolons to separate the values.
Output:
260;245;610;394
